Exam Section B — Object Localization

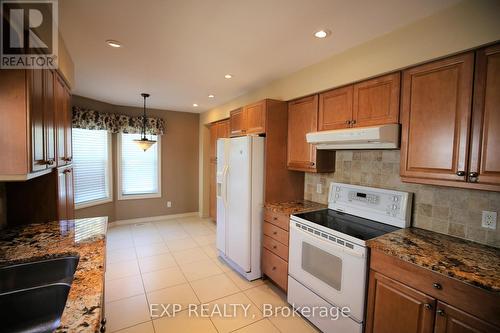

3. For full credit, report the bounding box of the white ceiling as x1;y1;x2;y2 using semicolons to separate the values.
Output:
59;0;460;113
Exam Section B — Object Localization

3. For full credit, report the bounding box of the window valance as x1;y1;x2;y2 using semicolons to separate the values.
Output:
72;106;165;135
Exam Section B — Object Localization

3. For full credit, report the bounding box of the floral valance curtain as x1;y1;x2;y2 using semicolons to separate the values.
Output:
72;106;165;135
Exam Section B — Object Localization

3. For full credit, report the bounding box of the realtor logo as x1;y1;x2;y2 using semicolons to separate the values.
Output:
1;0;58;68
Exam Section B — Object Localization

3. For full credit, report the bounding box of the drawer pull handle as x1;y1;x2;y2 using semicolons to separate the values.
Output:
424;303;432;310
273;245;277;249
273;217;278;220
272;266;276;271
273;231;277;235
437;309;445;316
432;283;442;290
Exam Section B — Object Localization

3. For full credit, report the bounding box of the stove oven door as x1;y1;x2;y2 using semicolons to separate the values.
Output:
288;221;367;322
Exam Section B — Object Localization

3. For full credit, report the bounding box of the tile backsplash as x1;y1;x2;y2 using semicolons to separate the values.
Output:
304;150;500;248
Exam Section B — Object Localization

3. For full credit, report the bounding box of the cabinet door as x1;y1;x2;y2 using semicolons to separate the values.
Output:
366;271;436;333
30;69;46;172
229;108;245;136
318;85;353;130
244;100;266;134
353;72;400;127
287;95;319;171
43;69;56;167
400;53;474;182
469;44;500;188
55;75;66;166
209;123;218;162
65;167;74;219
217;119;230;138
64;85;73;164
434;301;500;333
57;168;68;219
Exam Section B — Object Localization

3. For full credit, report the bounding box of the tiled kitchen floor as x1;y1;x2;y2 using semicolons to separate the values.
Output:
105;216;319;333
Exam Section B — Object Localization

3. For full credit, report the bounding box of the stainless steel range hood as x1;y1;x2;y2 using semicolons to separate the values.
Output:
306;124;400;150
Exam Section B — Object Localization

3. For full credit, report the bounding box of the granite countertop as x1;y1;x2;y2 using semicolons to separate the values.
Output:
264;200;327;215
0;217;108;332
367;227;500;293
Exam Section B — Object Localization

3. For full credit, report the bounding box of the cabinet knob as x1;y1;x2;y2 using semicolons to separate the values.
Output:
456;171;465;176
469;172;479;183
345;120;350;125
310;162;315;166
424;303;432;310
63;169;71;174
437;309;445;316
273;231;277;235
273;217;278;221
272;266;276;271
45;159;55;165
351;119;356;125
272;245;277;249
432;282;442;290
63;157;72;162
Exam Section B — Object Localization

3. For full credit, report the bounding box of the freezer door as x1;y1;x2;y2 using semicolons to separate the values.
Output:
216;138;229;253
226;136;252;271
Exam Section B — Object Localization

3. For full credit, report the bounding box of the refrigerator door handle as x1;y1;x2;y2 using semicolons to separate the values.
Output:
222;165;229;207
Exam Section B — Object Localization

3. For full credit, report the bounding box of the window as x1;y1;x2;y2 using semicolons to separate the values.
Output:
118;133;161;199
72;129;112;208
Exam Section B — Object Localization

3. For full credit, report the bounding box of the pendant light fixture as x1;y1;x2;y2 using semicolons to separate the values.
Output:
133;93;157;151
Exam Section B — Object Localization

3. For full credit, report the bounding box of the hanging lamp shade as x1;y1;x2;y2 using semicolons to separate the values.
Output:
133;93;157;151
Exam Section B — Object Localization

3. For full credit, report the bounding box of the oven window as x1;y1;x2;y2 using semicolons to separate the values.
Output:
301;242;342;291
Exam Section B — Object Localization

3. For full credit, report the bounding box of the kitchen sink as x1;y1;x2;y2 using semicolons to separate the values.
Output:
0;256;79;293
0;256;80;333
0;283;72;333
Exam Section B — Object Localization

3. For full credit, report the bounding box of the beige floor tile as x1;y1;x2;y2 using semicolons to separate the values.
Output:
172;247;209;265
179;259;223;281
138;253;177;273
234;319;280;333
147;283;199;318
105;275;144;302
142;266;187;292
189;273;240;303
106;260;140;281
183;225;213;236
192;234;216;246
133;234;164;246
244;283;288;312
107;237;135;251
107;247;137;264
225;269;265;290
268;311;319;333
208;292;263;333
200;245;218;258
152;309;218;333
106;294;151;332
211;256;233;272
135;242;170;258
166;237;199;252
161;230;190;241
114;321;155;333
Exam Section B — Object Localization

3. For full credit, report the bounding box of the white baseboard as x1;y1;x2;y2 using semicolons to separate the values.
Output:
110;212;199;227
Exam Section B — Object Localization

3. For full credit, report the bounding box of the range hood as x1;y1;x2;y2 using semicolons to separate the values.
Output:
306;124;400;150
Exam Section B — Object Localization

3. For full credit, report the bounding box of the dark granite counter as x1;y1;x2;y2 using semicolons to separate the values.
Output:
367;227;500;293
0;217;107;332
264;200;326;215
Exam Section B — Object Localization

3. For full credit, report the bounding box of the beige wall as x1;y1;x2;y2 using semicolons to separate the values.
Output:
198;0;500;217
73;96;199;222
305;151;500;248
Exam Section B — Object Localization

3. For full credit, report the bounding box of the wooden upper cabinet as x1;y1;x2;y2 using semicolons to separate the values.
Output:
469;44;500;188
319;85;353;130
30;69;46;173
244;100;266;134
353;72;400;127
209;122;218;161
229;108;245;136
287;95;334;172
55;75;72;166
400;52;474;183
365;271;436;333
43;69;56;167
434;301;500;333
217;119;230;139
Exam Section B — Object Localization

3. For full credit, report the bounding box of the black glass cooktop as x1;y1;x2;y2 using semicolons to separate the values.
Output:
293;209;399;241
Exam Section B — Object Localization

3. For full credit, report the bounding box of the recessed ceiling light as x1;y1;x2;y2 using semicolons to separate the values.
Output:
106;40;122;48
224;74;232;79
208;94;215;98
314;30;331;39
193;103;198;107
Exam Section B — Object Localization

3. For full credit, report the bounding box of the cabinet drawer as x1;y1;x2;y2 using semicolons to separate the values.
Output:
263;222;288;245
263;235;288;261
262;248;288;291
263;210;289;231
370;250;500;327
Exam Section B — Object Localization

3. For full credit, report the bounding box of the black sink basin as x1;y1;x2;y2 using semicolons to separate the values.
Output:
0;283;71;333
0;256;79;293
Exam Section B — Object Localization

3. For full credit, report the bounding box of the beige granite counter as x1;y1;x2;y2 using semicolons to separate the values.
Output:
264;200;326;215
367;227;500;293
0;217;107;332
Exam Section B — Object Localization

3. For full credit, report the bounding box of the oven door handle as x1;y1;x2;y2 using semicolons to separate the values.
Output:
291;223;365;258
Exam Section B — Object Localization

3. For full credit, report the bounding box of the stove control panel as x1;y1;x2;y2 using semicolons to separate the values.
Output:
329;182;412;228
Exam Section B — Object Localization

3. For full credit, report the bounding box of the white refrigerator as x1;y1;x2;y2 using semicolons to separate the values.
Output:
216;136;264;281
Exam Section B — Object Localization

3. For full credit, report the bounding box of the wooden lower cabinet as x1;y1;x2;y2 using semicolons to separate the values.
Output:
366;251;500;333
261;209;290;291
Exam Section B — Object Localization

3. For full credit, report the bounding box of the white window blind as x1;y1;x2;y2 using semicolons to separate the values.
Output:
119;133;160;198
72;129;111;207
